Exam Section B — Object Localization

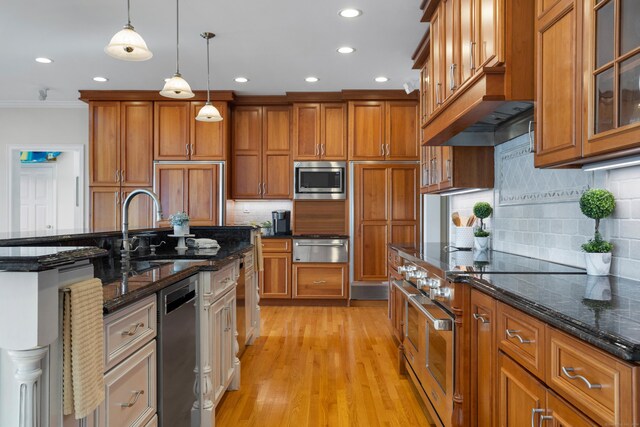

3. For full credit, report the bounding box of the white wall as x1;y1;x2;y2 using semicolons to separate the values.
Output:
449;133;640;281
0;106;88;233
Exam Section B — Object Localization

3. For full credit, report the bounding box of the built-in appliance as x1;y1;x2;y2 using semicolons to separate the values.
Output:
236;259;246;356
294;161;346;200
157;274;199;427
272;210;291;235
293;237;349;263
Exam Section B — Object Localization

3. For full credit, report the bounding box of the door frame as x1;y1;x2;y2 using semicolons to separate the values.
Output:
6;144;86;233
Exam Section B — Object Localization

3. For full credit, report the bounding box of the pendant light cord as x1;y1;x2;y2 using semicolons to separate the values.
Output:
126;0;131;27
175;0;180;74
206;37;211;103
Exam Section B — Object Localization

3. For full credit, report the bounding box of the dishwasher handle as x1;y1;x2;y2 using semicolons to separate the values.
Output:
165;281;196;315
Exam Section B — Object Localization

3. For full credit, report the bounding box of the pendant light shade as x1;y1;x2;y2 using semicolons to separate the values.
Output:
195;32;223;122
105;0;152;61
160;0;194;99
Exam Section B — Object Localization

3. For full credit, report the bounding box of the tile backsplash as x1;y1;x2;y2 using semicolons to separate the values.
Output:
226;200;293;226
449;133;640;281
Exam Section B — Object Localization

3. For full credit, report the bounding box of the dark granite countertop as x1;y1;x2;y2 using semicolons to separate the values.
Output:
0;246;108;271
99;241;254;314
260;234;292;239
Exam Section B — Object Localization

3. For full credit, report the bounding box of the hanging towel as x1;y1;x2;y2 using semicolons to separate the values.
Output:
255;233;264;272
62;278;105;419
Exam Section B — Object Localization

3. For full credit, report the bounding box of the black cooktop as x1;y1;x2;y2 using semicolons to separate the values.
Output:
393;243;585;275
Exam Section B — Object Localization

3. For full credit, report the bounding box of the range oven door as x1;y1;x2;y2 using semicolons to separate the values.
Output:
294;161;346;199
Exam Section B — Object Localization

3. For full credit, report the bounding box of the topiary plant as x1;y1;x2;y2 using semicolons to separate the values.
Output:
579;188;615;253
473;202;493;237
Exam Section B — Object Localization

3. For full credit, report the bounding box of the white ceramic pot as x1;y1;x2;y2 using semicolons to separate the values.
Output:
584;252;612;276
474;236;489;251
173;223;190;236
454;226;474;248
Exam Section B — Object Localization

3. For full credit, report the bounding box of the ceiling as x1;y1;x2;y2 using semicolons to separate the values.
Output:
1;0;426;102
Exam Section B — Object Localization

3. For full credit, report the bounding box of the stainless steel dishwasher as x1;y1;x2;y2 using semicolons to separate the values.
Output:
157;274;199;427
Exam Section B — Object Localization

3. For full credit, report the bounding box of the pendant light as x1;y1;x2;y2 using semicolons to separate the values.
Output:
196;32;223;122
160;0;194;98
104;0;153;61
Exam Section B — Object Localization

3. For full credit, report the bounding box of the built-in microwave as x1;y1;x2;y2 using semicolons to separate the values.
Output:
293;161;346;200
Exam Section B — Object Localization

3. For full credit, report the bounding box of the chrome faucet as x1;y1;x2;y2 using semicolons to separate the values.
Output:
122;189;163;260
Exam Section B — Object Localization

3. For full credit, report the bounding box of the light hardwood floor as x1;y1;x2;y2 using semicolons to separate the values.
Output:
215;305;430;426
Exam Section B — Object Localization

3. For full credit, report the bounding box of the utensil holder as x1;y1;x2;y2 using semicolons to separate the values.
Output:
454;226;474;248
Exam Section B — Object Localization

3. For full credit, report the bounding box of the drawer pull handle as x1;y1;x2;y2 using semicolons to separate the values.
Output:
312;280;326;284
506;329;533;344
473;313;490;324
120;390;144;408
121;322;145;336
561;367;602;389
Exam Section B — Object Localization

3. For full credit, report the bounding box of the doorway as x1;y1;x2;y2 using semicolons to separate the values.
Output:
7;144;85;233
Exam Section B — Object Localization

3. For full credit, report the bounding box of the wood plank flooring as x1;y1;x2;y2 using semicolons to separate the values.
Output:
215;306;430;426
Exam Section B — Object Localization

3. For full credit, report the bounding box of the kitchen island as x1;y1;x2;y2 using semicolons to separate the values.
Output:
0;226;257;427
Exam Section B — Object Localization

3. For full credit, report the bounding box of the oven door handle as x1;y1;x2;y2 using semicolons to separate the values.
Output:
295;242;345;247
409;295;452;331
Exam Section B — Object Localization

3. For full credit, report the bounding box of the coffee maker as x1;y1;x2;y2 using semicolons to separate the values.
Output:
272;210;291;235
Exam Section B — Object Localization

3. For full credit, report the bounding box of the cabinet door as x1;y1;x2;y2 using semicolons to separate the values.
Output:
293;103;320;160
223;290;237;385
190;101;227;160
348;101;385;160
154;101;190;160
389;165;419;245
354;165;389;281
394;286;406;342
293;264;348;299
185;164;218;225
90;187;120;231
431;8;445;110
546;391;598;427
121;102;153;187
122;187;153;230
261;253;292;298
476;0;499;67
263;106;292;199
154;164;186;226
443;0;457;99
470;290;497;427
210;297;226;403
386;101;419;160
232;106;262;199
420;61;431;126
439;146;452;189
89;101;120;186
320;103;347;160
535;0;583;167
460;0;476;85
498;352;547;427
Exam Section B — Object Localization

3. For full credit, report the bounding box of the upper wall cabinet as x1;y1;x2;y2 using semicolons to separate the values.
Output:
231;106;292;199
293;103;347;160
583;0;640;158
423;0;535;145
90;101;153;187
154;101;228;161
348;101;419;161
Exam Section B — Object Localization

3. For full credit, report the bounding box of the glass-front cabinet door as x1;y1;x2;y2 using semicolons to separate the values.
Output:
585;0;640;156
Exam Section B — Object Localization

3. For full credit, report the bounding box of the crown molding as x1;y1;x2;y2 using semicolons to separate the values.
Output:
0;100;86;108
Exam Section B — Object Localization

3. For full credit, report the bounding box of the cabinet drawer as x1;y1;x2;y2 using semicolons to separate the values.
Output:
104;295;157;371
244;251;255;274
497;302;546;380
212;262;238;298
293;264;348;299
547;328;637;427
261;238;291;253
102;340;156;427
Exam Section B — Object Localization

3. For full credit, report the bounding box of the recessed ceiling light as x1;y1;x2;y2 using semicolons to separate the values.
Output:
375;76;389;83
305;77;319;83
337;46;355;54
93;76;109;82
35;57;53;64
234;77;249;83
339;8;362;18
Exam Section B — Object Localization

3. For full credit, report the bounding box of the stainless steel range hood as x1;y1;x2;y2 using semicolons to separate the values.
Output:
444;101;534;147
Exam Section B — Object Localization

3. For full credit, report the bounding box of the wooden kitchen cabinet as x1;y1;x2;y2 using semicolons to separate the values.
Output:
421;145;494;194
534;0;584;167
154;164;220;226
90;186;153;232
353;164;419;281
293;103;347;160
154;101;227;161
261;252;292;299
292;263;348;299
470;289;497;427
498;352;548;427
231;105;292;199
348;101;418;160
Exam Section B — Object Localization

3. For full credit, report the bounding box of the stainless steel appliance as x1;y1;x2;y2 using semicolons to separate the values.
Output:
236;259;246;356
294;161;346;200
272;210;291;235
158;274;199;427
293;238;349;263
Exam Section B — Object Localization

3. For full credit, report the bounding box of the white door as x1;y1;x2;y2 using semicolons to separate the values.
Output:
20;166;56;232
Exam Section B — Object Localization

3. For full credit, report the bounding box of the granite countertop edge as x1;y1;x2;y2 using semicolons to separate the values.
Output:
0;247;109;272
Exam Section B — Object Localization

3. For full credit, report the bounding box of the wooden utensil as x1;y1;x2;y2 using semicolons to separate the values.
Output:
467;214;476;227
452;212;461;226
